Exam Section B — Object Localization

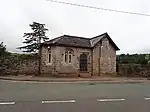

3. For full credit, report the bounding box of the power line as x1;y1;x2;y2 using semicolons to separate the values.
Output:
47;0;150;17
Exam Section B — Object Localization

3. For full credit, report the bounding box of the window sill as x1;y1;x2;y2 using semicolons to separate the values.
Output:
64;63;72;65
79;71;89;73
46;63;52;66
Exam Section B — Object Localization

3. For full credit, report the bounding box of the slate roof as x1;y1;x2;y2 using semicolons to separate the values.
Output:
43;32;119;50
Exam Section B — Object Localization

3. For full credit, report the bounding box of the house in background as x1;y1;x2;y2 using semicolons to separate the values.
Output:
40;32;119;77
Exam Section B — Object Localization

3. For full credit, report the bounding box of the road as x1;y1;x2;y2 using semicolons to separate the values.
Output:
0;80;150;112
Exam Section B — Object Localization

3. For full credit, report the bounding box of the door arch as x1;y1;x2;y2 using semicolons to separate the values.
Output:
79;54;88;71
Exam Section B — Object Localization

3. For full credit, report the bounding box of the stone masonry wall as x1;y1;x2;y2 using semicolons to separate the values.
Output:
40;46;56;75
101;38;116;74
40;45;92;77
93;37;116;76
117;64;150;77
2;56;39;75
92;41;101;76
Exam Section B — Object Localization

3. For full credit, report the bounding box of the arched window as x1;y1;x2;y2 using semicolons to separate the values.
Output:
80;54;88;71
48;47;52;64
65;51;68;63
48;50;52;63
68;51;72;64
64;49;73;64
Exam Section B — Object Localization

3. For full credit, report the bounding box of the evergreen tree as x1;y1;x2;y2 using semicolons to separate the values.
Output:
19;22;49;52
0;42;6;58
0;42;7;74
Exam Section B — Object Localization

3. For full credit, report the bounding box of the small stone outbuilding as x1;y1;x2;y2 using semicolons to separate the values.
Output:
40;32;119;77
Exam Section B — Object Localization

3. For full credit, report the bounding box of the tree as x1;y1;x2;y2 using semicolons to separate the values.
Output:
0;42;8;74
19;22;49;53
117;54;148;64
0;42;6;59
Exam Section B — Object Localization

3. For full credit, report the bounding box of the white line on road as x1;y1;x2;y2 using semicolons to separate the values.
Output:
0;102;15;105
97;99;125;102
145;98;150;100
42;100;76;104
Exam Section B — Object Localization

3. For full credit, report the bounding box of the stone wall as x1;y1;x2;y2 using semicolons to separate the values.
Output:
40;46;92;77
40;46;56;75
1;55;39;75
117;64;150;77
93;37;116;76
54;46;92;77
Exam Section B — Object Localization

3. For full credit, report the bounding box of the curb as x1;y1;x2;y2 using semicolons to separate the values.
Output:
0;77;149;84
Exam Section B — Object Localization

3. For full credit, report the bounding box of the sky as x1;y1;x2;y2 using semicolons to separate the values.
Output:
0;0;150;54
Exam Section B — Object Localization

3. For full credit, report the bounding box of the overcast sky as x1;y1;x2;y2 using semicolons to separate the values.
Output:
0;0;150;54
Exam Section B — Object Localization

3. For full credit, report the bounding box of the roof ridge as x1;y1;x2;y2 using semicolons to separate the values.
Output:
90;32;107;39
44;36;62;44
89;33;107;47
64;34;90;40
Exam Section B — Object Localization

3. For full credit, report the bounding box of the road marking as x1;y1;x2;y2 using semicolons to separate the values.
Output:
97;99;125;102
0;102;15;105
42;100;76;104
145;98;150;100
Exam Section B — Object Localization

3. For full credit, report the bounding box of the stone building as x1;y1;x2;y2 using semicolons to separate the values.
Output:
40;32;119;77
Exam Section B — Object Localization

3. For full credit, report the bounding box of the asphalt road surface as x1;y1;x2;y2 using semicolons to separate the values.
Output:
0;80;150;112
